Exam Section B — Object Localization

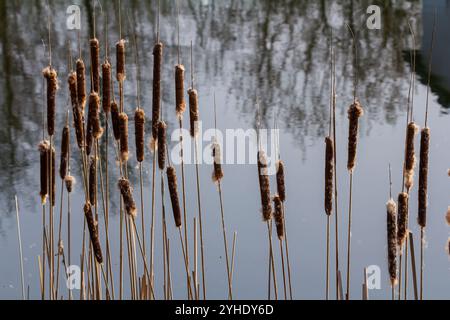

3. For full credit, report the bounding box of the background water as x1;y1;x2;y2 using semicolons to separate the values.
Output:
0;0;449;300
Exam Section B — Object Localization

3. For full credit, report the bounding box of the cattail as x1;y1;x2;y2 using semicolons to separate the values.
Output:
76;59;87;111
64;175;75;193
134;108;145;163
447;169;450;177
387;199;398;286
85;116;93;156
273;195;284;240
212;139;224;182
418;127;430;228
59;125;70;180
119;113;129;162
90;38;100;93
68;71;78;108
175;64;186;119
43;67;58;136
39;141;50;204
157;121;167;170
404;122;419;190
89;92;103;139
116;39;126;82
324;137;334;215
397;192;409;248
347;100;364;171
258;151;272;221
447;238;450;256
68;72;84;148
276;160;286;202
50;146;56;207
88;156;97;206
188;88;199;137
102;60;111;113
445;207;450;226
84;202;103;264
152;42;163;141
118;178;137;218
110;101;120;140
167;166;182;228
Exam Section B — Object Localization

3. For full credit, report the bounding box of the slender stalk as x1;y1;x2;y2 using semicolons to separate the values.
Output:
345;171;353;300
218;181;233;300
267;221;278;300
15;196;25;300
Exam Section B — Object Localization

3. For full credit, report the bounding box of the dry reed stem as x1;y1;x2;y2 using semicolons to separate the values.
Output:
39;140;50;204
76;59;87;111
258;151;272;221
152;42;163;142
84;202;103;264
276;160;286;202
347;100;364;171
387;199;398;286
157;121;167;171
118;178;137;218
175;64;186;119
418;127;430;227
102;61;111;113
90;38;100;93
116;40;126;82
88;156;97;206
273;195;284;240
212;140;224;183
59;125;69;180
119;112;129;162
110;101;120;140
397;192;409;249
134;108;145;163
324;136;334;215
43;67;58;137
167;166;182;228
188;88;199;137
404;122;419;190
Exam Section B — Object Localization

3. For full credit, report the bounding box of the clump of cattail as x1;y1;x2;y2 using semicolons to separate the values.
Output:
387;199;398;286
258;151;272;221
212;139;224;183
276;160;286;202
324;136;334;215
90;38;100;93
38;141;50;204
175;64;186;119
134;108;145;163
89;92;103;139
418;127;430;228
84;202;103;264
59;125;70;180
119;113;129;162
404;122;419;190
64;175;75;193
102;60;111;113
42;67;58;136
397;192;409;249
76;59;87;111
347;100;364;171
273;195;284;240
118;178;137;218
50;146;56;207
188;88;199;137
152;42;163;142
167;166;182;228
88;156;97;206
157;121;167;170
110;101;120;140
445;207;450;226
116;39;126;82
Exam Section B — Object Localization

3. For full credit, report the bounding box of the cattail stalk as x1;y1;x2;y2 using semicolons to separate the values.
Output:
43;67;58;137
273;195;287;300
387;199;398;297
119;113;129;162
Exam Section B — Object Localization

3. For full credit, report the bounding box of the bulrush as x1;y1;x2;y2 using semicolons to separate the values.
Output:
157;121;167;171
167;166;182;228
175;64;186;119
90;38;100;93
116;39;126;82
110;101;120;141
119;112;129;162
118;178;137;218
324;137;334;215
404;122;419;190
43;66;58;137
84;202;103;264
151;42;162;144
39;140;50;204
188;88;199;138
135;108;145;163
76;59;87;111
258;150;272;221
387;199;398;286
347;100;363;172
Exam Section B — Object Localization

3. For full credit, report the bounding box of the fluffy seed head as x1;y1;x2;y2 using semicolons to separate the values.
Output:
175;64;186;118
118;178;137;218
188;88;199;137
273;195;284;240
404;122;419;190
212;139;224;183
64;175;76;193
119;113;129;162
258;151;272;221
387;198;398;286
39;141;50;204
76;59;87;111
397;192;409;249
276;160;286;202
347;100;364;171
116;39;126;81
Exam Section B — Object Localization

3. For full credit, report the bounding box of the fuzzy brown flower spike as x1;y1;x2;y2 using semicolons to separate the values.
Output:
118;178;137;218
347;100;364;171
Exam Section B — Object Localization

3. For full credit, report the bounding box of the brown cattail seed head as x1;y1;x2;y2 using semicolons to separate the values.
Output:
258;151;272;221
445;207;450;226
418;127;430;228
347;100;364;171
404;122;419;190
397;192;409;249
89;92;103;139
102;60;111;113
50;146;56;207
157;121;167;171
110;101;120;140
212;140;224;183
76;59;87;111
276;160;286;202
116;39;126;82
188;88;199;137
39;141;50;204
68;71;78;108
90;38;100;93
152;42;163;141
167;166;182;228
118;178;137;218
324;137;334;215
43;66;58;136
175;64;186;119
68;72;84;149
134;108;145;163
119;113;129;162
447;238;450;256
88;156;97;206
387;199;398;286
59;125;70;180
64;175;75;193
273;195;285;240
84;202;103;264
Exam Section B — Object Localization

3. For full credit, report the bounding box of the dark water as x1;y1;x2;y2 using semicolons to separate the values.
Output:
0;0;450;299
